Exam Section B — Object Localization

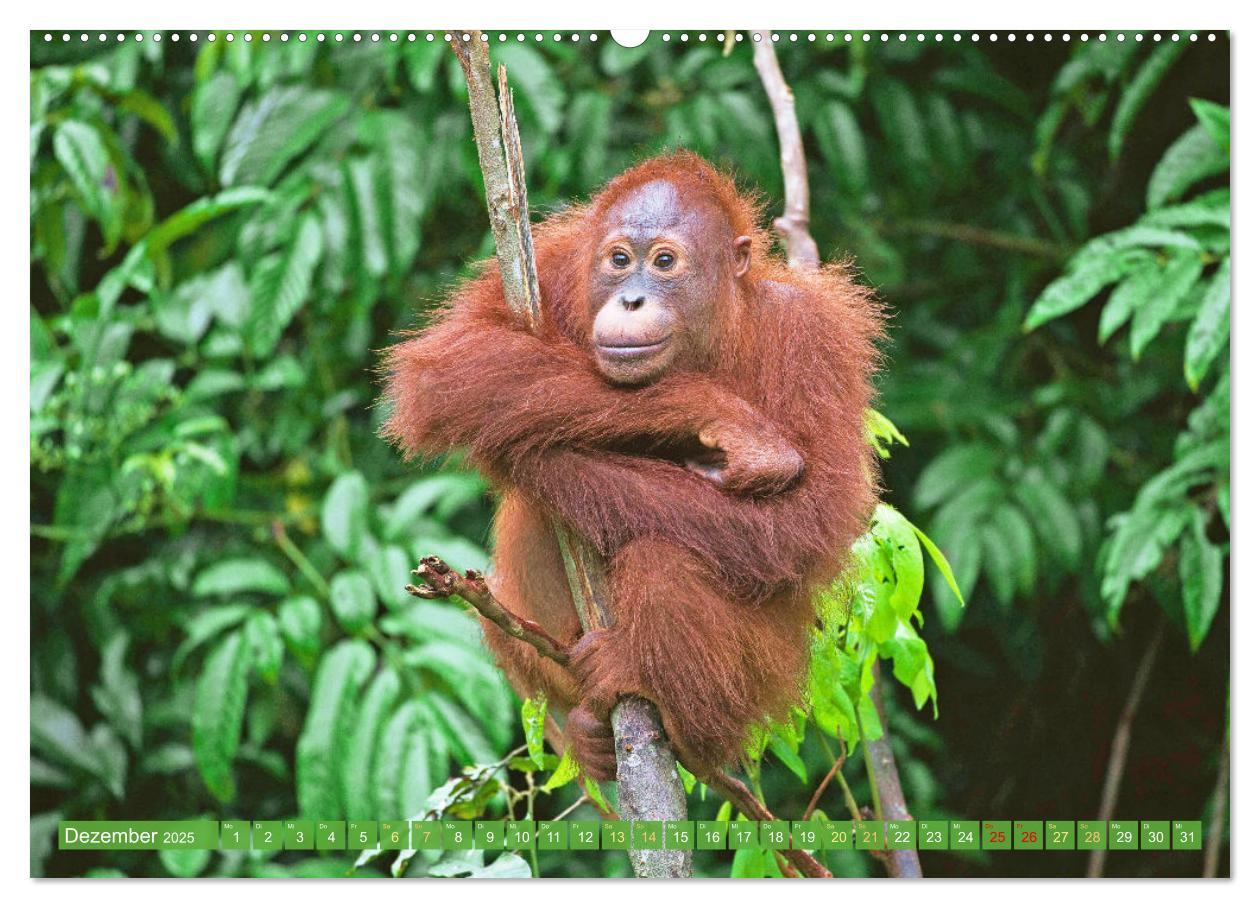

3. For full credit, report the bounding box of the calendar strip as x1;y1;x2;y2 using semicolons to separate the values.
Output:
57;819;1203;852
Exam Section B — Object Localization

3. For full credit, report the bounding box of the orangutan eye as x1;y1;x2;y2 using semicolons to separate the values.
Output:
610;251;631;269
653;251;675;269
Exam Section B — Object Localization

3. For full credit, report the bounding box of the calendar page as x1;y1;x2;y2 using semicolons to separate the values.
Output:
27;11;1232;887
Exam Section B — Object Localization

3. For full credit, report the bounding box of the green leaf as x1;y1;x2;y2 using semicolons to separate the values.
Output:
191;70;243;171
1014;471;1083;569
244;213;323;357
219;86;351;187
911;523;965;610
541;749;580;792
813;100;868;196
1130;250;1204;359
1147;123;1229;210
244;612;284;684
192;631;251;802
522;695;549;770
913;444;1000;510
1190;98;1230;151
372;700;430;819
146;187;271;257
768;732;808;784
53;120;119;241
1024;251;1136;331
1109;41;1186;160
1185;259;1230;391
192;558;290;598
329;570;377;635
278;596;323;666
342;667;401;820
873;504;925;621
1141;189;1230;231
1180;510;1224;651
1098;254;1161;344
90;633;143;750
322;471;371;561
296;640;374;818
992;504;1038;596
159;847;211;878
172;604;254;674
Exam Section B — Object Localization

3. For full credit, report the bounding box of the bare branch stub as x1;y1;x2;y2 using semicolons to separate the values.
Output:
751;32;821;270
407;555;571;666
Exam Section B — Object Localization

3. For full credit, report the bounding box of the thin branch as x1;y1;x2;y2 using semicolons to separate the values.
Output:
1087;621;1166;878
751;31;820;270
863;664;923;878
1204;717;1229;878
443;30;689;879
802;738;847;821
406;555;569;665
709;771;831;878
877;217;1070;260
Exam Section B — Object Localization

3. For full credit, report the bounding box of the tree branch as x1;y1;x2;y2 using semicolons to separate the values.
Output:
1088;621;1166;878
753;33;921;879
863;664;923;878
445;30;690;879
1204;714;1229;878
407;555;569;665
751;31;820;270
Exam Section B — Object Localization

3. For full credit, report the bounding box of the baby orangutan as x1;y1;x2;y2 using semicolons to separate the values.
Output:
384;152;881;779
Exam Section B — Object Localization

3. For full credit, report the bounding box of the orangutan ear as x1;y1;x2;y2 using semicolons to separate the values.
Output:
733;235;753;278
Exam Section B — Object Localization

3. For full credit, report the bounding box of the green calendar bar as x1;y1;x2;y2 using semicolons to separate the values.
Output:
55;817;1208;852
57;820;219;850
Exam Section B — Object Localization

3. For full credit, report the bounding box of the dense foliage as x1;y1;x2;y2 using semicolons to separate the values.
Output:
30;31;1229;878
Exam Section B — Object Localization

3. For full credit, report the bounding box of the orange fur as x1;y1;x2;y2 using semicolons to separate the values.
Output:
383;152;882;775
